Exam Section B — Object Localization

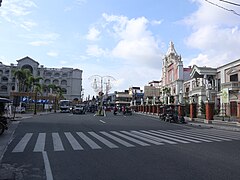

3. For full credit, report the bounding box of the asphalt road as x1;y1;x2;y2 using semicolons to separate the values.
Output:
1;112;240;180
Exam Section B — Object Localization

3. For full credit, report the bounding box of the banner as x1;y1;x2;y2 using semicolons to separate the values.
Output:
222;88;229;103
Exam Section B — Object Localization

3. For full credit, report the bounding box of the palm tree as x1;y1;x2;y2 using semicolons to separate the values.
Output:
13;69;32;92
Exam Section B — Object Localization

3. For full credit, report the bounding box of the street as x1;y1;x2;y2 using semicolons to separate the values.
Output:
1;112;240;180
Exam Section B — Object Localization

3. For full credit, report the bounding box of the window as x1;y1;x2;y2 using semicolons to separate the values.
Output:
230;74;238;82
53;79;59;85
217;79;221;92
0;85;7;92
44;79;51;84
61;80;67;85
2;76;8;82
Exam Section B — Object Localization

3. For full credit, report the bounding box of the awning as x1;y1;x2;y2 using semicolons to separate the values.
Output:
0;97;11;103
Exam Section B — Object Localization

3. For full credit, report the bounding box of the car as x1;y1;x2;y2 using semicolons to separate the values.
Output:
72;104;86;114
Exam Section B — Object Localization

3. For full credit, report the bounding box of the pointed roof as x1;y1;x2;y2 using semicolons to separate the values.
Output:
16;56;39;65
166;41;178;56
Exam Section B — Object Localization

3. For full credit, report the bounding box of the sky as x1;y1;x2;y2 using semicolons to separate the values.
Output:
0;0;240;99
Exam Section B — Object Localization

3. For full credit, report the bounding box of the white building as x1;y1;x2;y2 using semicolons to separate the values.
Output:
0;56;83;101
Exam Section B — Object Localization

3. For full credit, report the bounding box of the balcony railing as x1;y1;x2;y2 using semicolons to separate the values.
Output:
222;82;240;90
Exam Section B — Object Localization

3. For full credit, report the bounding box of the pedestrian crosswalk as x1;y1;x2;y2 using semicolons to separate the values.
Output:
10;128;240;153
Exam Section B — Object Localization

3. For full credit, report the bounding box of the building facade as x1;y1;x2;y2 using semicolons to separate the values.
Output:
0;56;83;101
160;41;191;104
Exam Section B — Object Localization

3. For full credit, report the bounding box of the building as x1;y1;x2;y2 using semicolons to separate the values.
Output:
160;41;191;104
0;56;83;101
144;81;161;104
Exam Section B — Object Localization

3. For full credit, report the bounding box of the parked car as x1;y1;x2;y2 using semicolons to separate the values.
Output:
72;104;86;114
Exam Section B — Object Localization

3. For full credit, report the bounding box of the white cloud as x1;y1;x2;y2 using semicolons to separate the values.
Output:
102;14;162;68
86;45;108;57
47;51;59;57
29;41;51;46
184;0;240;67
28;33;60;46
0;0;37;30
86;27;101;41
151;20;163;25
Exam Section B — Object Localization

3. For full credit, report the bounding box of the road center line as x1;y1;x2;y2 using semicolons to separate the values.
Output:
42;151;53;180
99;120;106;124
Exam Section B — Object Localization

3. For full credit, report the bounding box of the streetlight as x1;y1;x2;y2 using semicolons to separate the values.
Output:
88;75;115;116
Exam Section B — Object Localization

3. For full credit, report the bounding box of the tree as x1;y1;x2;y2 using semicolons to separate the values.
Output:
13;69;31;92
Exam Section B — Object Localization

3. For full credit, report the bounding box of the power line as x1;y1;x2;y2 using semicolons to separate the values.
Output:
219;0;240;7
204;0;240;16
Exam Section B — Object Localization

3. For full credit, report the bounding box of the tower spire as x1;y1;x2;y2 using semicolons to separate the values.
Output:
166;41;178;56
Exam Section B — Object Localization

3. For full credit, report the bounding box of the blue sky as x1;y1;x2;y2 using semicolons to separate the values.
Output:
0;0;240;98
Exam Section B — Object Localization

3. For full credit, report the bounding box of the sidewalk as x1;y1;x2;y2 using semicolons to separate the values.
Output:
135;112;240;132
8;111;56;120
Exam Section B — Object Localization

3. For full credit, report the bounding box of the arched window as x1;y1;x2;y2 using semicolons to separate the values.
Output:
45;71;52;76
44;79;51;84
1;85;7;92
61;80;67;85
22;64;33;74
53;79;59;85
62;73;68;77
2;76;8;82
54;72;60;77
12;86;15;91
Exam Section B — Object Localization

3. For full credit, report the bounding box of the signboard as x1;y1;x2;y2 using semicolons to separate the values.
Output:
222;88;229;103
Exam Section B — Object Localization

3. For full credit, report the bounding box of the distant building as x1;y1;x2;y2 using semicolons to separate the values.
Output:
0;56;83;101
144;81;161;104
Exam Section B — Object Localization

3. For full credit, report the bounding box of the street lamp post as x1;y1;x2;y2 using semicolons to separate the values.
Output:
88;75;115;116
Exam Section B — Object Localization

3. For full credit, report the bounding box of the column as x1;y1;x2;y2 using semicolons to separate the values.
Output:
205;101;215;124
178;104;185;116
190;103;197;120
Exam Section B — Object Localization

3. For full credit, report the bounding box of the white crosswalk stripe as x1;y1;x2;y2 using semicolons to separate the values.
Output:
34;133;46;152
52;133;64;151
77;132;101;149
64;132;83;150
10;129;240;153
88;132;118;149
12;133;33;153
100;132;135;147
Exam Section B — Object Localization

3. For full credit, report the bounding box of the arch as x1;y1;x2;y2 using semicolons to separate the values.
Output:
44;79;51;84
1;85;7;92
53;79;59;85
46;71;52;76
61;80;67;85
22;64;33;74
54;72;60;77
12;86;15;91
2;76;8;82
62;73;68;77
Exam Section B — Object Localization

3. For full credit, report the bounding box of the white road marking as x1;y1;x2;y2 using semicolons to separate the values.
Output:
64;132;83;150
121;131;163;145
52;133;64;151
12;133;33;153
99;120;106;124
42;151;53;180
89;132;118;148
77;132;101;149
34;133;46;152
131;131;177;145
100;131;135;147
111;131;150;146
